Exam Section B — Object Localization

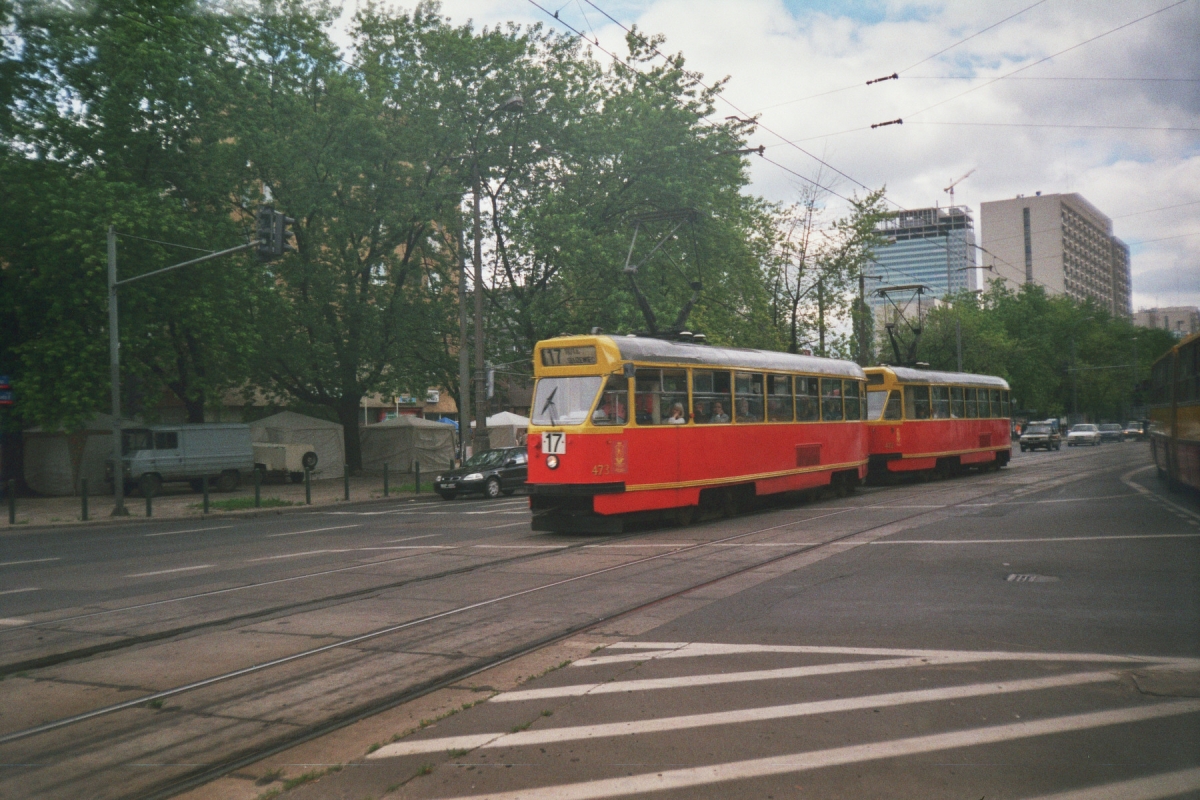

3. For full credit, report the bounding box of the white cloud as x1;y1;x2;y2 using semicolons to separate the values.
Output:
397;0;1200;308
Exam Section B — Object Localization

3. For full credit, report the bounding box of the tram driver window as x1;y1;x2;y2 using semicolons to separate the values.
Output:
592;375;628;425
950;386;965;418
693;370;732;424
904;385;931;420
931;386;950;419
734;372;764;422
965;388;978;418
635;369;688;425
766;374;793;421
795;377;820;421
821;378;844;422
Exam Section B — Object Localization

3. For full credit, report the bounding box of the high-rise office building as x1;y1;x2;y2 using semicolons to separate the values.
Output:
979;192;1132;317
867;206;978;312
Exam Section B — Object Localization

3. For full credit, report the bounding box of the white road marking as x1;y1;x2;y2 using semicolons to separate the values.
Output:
143;525;234;538
1122;465;1200;522
447;701;1200;800
1019;767;1200;800
0;589;39;596
383;534;442;544
961;496;1134;506
472;544;569;550
266;524;360;538
584;543;694;549
246;550;352;562
871;534;1200;545
354;546;453;551
370;670;1119;757
483;522;529;530
576;641;1181;668
124;565;215;578
0;557;60;567
0;617;32;625
494;655;1003;702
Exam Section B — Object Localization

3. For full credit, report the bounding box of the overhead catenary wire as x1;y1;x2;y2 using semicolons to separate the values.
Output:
897;0;1050;74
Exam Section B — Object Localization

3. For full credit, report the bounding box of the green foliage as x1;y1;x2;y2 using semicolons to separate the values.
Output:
916;281;1175;420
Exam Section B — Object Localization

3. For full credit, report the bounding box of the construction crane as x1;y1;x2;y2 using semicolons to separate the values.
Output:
943;168;975;206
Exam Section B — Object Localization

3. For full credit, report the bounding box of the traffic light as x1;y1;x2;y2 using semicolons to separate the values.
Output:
255;206;297;260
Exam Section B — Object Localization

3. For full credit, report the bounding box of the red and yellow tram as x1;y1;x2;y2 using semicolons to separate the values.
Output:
526;335;868;532
863;366;1012;477
1149;331;1200;492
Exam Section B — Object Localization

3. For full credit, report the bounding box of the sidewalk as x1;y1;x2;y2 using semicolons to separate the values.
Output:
2;473;439;531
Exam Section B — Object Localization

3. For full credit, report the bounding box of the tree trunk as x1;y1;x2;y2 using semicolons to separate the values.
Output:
336;396;364;473
184;397;206;423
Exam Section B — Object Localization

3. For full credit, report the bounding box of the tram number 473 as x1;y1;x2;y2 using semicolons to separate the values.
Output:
541;432;567;455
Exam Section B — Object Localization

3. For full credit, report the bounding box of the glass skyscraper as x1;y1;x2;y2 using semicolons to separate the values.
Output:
867;206;977;311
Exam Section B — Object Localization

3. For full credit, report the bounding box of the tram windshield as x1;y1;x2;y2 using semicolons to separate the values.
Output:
531;376;603;426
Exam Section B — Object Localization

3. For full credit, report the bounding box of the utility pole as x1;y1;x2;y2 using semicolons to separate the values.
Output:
457;227;471;463
1071;337;1079;417
472;161;489;455
817;277;826;358
107;227;126;516
857;272;867;366
956;316;963;372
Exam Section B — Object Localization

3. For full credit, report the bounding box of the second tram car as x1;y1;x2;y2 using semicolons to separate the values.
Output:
864;366;1012;477
526;335;868;532
1148;331;1200;492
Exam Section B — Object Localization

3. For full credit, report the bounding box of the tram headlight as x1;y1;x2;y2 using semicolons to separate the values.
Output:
545;455;559;470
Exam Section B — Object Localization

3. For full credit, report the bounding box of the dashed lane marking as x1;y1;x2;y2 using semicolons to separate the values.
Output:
1020;767;1200;800
246;550;353;562
382;534;443;543
124;564;216;578
266;524;361;538
443;701;1200;800
484;522;529;530
0;589;39;597
0;558;60;567
0;618;32;625
370;670;1120;757
143;525;235;538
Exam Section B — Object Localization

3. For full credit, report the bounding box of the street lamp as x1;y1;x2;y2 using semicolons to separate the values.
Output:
468;94;524;457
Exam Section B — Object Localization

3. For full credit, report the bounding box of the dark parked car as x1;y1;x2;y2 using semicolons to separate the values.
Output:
1019;424;1061;452
1098;423;1124;443
435;447;528;500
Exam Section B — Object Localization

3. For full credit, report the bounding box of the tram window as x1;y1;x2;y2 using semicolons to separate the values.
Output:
592;376;628;425
950;386;965;418
635;369;687;425
988;389;1001;418
1000;390;1010;418
795;376;820;421
965;388;978;418
866;389;888;420
931;386;950;419
844;380;862;420
904;385;931;420
884;390;902;420
766;374;793;421
693;370;732;424
820;378;844;422
734;372;764;422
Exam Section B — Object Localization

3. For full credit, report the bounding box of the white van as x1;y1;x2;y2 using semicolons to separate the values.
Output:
106;424;255;496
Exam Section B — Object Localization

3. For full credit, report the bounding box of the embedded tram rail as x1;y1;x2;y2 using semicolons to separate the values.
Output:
0;445;1138;800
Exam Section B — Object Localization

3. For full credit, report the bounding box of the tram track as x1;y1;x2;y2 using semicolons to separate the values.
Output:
0;448;1130;800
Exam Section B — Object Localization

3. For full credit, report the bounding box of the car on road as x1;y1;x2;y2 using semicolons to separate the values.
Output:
436;447;528;500
1019;424;1061;452
1066;424;1102;447
1123;421;1146;441
1098;423;1125;443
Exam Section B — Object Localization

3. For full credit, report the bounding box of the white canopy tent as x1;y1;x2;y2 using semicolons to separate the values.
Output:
473;411;530;449
248;411;345;478
359;416;455;474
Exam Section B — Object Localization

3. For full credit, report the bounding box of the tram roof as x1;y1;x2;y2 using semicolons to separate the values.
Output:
869;365;1009;389
606;336;866;379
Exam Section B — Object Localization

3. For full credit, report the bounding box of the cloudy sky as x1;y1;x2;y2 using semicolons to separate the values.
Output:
368;0;1200;309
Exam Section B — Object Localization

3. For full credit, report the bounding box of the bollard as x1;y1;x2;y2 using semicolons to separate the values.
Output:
254;468;261;509
415;461;421;494
383;463;389;497
145;483;153;518
202;475;210;514
81;478;89;522
7;479;14;525
304;467;311;505
344;464;350;501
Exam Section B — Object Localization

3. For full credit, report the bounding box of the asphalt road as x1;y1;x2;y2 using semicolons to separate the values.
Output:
1;443;1196;800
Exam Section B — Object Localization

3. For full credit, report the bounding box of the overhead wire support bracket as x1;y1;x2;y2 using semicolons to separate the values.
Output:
871;118;904;129
866;72;899;85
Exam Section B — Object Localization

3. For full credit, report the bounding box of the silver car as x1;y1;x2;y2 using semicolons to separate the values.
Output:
1066;424;1101;447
